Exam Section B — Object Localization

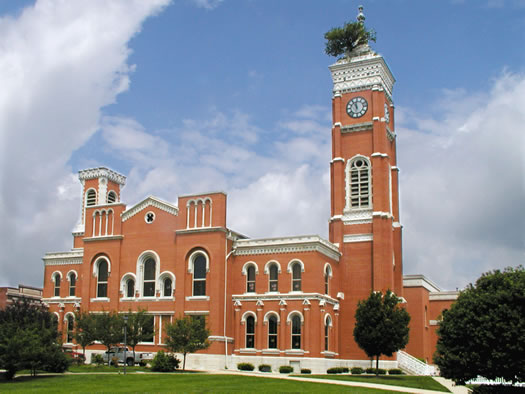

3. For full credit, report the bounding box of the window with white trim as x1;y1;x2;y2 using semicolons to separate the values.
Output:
291;314;301;349
53;273;61;297
68;272;76;297
291;262;301;291
143;258;156;297
245;315;255;348
192;253;207;296
349;157;370;208
86;189;97;206
66;314;74;343
126;278;135;298
107;190;117;203
246;265;256;293
325;265;331;295
269;264;278;292
268;315;278;349
325;316;332;351
97;259;108;298
163;277;172;297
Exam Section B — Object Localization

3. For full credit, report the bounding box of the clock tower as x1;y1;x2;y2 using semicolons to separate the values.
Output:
328;7;403;358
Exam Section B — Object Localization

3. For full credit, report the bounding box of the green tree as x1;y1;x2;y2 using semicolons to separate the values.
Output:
93;311;123;365
165;315;210;371
74;310;97;359
124;309;154;362
434;266;525;384
353;290;410;373
324;21;376;58
0;300;68;379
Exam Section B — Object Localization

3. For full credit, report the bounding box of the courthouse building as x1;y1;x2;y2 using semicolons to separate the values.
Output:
41;13;457;372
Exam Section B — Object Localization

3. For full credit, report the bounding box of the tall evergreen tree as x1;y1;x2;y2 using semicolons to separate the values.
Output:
353;290;410;373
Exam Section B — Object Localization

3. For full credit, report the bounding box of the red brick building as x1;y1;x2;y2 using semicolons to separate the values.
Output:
0;284;43;310
42;16;456;372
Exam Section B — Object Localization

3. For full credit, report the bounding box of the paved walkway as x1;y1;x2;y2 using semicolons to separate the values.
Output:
211;370;472;393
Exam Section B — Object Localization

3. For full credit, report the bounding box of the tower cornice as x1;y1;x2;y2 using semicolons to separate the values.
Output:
78;167;126;186
329;52;395;100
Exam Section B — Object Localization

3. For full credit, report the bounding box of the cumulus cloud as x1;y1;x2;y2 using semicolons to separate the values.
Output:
398;71;525;290
0;0;170;287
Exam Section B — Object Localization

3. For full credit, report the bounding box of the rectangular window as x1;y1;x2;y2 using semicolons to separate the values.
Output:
97;283;107;298
141;315;154;343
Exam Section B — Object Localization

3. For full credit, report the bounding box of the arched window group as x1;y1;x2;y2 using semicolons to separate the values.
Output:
242;312;306;351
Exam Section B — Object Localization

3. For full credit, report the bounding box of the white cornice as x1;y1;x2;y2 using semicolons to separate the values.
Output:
233;235;341;262
340;122;373;134
343;233;373;243
341;209;373;225
122;196;178;222
329;52;395;99
373;211;392;219
78;167;126;186
371;152;389;158
429;291;459;301
43;250;84;266
403;274;442;293
232;293;338;306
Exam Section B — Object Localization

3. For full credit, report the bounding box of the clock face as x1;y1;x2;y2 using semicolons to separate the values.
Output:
346;97;368;118
384;103;390;123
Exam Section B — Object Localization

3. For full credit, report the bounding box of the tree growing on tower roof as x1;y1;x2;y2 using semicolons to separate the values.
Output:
353;290;410;374
324;6;376;58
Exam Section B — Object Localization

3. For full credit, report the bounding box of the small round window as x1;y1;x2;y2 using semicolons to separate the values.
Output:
145;211;155;224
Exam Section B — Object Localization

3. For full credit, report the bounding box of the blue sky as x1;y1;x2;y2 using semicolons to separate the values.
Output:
0;0;524;290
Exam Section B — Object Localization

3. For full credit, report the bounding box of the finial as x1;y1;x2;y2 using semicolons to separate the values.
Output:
357;5;365;24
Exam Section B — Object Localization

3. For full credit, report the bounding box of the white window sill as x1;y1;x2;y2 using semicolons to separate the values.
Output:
265;291;280;295
90;297;110;302
288;291;303;295
322;351;336;358
285;349;305;355
137;342;155;345
159;296;175;301
185;296;210;301
262;349;280;355
239;348;257;354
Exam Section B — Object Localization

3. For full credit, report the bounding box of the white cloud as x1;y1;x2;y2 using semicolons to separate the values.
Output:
0;0;170;287
398;71;525;290
190;0;224;10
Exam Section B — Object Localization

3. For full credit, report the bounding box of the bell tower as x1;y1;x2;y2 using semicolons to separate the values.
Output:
328;7;403;357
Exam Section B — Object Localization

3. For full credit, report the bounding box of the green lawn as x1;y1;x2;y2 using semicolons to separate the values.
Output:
0;373;404;393
303;374;450;392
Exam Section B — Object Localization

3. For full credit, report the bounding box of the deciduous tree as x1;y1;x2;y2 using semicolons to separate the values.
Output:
353;290;410;373
165;315;210;371
434;266;525;384
93;311;123;365
74;310;97;359
0;300;68;379
124;309;154;362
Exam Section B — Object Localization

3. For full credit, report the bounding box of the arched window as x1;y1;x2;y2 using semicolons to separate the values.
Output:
291;262;301;291
53;273;61;297
325;265;332;295
143;258;156;297
325;316;332;351
68;272;76;297
246;315;255;348
269;264;278;292
193;253;207;296
163;277;172;297
268;315;278;349
97;259;108;298
291;315;301;349
126;278;135;298
66;314;74;343
86;189;97;206
246;265;256;293
349;157;370;208
107;190;117;203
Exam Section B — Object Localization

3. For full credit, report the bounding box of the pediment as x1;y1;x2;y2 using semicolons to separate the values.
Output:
121;196;178;222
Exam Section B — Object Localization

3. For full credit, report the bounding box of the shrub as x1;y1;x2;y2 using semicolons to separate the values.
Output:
237;362;255;371
279;366;293;373
388;368;404;375
258;364;271;372
43;348;70;373
91;354;104;366
151;351;180;372
365;367;375;374
351;367;364;374
327;367;348;374
301;368;311;374
365;367;386;375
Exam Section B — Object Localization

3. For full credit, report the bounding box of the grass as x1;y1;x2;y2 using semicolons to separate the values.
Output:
303;374;450;392
0;373;404;393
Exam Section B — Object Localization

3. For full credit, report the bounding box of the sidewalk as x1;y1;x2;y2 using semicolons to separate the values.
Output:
211;369;469;394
